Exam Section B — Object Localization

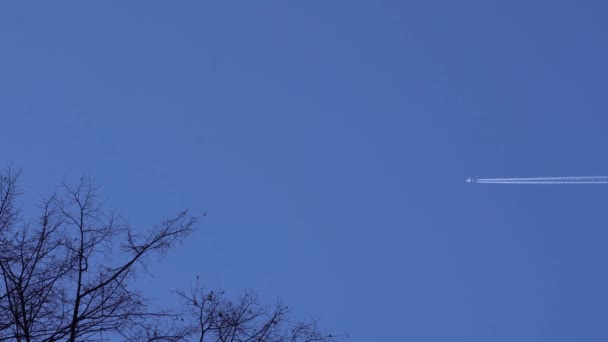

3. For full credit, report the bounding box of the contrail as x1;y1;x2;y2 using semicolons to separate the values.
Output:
466;176;608;184
476;180;608;184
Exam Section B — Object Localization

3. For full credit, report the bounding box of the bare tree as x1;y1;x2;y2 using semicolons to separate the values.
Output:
0;167;197;341
168;281;339;342
0;167;340;342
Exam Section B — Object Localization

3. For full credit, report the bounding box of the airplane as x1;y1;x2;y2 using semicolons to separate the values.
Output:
465;177;475;183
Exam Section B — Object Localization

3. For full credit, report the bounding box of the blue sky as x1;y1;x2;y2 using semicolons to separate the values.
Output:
2;1;608;341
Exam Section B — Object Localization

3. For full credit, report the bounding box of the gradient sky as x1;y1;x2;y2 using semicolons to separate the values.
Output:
3;1;608;341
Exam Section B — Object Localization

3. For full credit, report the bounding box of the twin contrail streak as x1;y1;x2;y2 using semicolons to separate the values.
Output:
466;176;608;184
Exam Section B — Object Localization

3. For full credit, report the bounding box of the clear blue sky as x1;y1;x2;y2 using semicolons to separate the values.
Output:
2;1;608;341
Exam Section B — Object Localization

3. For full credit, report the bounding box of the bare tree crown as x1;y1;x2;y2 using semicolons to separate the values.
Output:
0;168;339;342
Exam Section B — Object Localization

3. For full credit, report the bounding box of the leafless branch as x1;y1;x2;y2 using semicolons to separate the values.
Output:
0;169;341;342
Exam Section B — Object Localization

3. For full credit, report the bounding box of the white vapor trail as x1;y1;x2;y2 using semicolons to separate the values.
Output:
472;176;608;184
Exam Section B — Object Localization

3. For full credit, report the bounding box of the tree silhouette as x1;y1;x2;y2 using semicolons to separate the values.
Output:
0;167;339;341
